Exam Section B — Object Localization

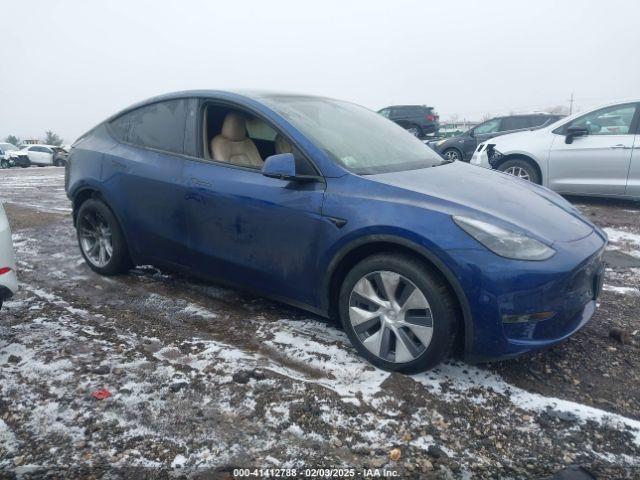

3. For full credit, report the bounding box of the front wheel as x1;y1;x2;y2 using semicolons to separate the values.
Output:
497;158;541;184
76;198;132;275
0;159;9;169
339;253;458;373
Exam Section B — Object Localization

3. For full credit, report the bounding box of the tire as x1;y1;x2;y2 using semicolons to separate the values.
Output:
76;198;132;275
338;253;458;373
442;148;463;162
406;125;423;139
0;159;8;169
497;158;541;184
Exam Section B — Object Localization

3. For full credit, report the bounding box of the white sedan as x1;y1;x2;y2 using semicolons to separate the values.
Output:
10;144;57;167
0;204;18;309
470;100;640;199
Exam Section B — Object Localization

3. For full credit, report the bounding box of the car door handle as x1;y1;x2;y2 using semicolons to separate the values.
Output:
191;177;212;187
610;144;631;149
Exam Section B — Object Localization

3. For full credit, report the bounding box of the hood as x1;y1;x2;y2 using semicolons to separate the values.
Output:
484;128;547;149
369;162;593;244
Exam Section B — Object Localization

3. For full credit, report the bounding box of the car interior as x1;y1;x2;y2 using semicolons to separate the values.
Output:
202;104;316;175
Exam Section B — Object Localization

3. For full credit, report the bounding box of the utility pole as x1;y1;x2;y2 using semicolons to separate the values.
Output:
568;92;574;115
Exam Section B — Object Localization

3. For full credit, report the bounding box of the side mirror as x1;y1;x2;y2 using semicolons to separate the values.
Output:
565;125;589;144
262;153;296;180
262;153;320;182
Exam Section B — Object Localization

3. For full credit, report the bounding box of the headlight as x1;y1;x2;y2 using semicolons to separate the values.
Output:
485;144;503;165
436;139;447;146
453;216;555;261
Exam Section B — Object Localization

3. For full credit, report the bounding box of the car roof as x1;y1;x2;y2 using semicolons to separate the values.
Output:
103;89;339;123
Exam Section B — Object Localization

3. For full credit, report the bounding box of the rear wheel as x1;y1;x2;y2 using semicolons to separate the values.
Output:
406;125;423;139
76;199;132;275
442;148;462;162
497;158;541;184
339;253;458;373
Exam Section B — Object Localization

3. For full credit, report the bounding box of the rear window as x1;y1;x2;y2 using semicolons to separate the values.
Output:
109;99;188;154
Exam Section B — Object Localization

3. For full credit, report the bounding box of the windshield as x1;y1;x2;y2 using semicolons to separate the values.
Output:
0;143;18;151
259;95;446;174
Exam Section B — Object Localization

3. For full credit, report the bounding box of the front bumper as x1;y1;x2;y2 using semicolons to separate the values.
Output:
0;271;18;302
456;229;606;362
11;155;30;167
469;144;491;168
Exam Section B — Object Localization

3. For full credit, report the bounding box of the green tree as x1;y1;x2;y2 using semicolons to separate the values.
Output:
44;130;63;146
4;135;20;146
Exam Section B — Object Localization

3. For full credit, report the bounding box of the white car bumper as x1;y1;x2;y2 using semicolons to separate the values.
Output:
470;144;492;168
0;205;18;305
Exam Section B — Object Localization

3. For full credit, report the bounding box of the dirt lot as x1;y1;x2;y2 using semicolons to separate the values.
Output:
1;167;639;479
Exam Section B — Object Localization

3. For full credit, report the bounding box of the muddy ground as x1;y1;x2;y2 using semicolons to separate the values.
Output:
0;167;639;479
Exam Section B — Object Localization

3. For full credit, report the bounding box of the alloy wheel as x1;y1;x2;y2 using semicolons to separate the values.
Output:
504;166;530;181
348;271;434;363
406;127;420;137
444;150;461;161
78;211;113;268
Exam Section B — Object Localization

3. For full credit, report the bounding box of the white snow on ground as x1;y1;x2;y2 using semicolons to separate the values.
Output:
603;284;640;295
604;227;640;258
0;167;70;214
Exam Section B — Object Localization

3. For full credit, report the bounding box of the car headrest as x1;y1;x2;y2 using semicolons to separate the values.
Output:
274;134;292;154
222;113;247;142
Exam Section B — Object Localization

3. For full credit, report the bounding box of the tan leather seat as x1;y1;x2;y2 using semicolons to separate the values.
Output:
211;113;263;168
274;134;292;155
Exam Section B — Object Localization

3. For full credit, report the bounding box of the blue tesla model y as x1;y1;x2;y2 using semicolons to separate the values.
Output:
65;91;606;372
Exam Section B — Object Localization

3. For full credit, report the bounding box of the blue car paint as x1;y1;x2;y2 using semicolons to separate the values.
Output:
66;90;606;362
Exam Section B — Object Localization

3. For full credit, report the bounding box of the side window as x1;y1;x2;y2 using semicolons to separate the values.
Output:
246;118;277;141
528;115;553;127
474;118;501;135
501;116;530;131
110;99;188;154
563;104;637;136
183;99;199;157
379;108;391;118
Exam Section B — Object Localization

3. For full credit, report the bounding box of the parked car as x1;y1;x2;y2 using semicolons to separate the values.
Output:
470;100;640;199
10;144;57;167
0;143;19;168
378;105;439;138
431;114;563;162
0;204;18;310
66;91;606;372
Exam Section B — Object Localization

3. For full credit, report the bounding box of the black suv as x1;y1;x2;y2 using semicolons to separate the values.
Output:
378;105;439;138
431;113;563;162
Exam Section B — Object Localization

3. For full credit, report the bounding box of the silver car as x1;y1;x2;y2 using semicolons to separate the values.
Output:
470;100;640;199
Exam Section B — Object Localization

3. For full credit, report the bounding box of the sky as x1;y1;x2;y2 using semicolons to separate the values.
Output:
1;0;639;144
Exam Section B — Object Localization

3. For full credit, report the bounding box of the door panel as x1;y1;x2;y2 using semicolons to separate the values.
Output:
183;159;326;307
102;144;189;264
103;98;193;264
625;135;640;197
548;134;633;195
547;103;638;195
